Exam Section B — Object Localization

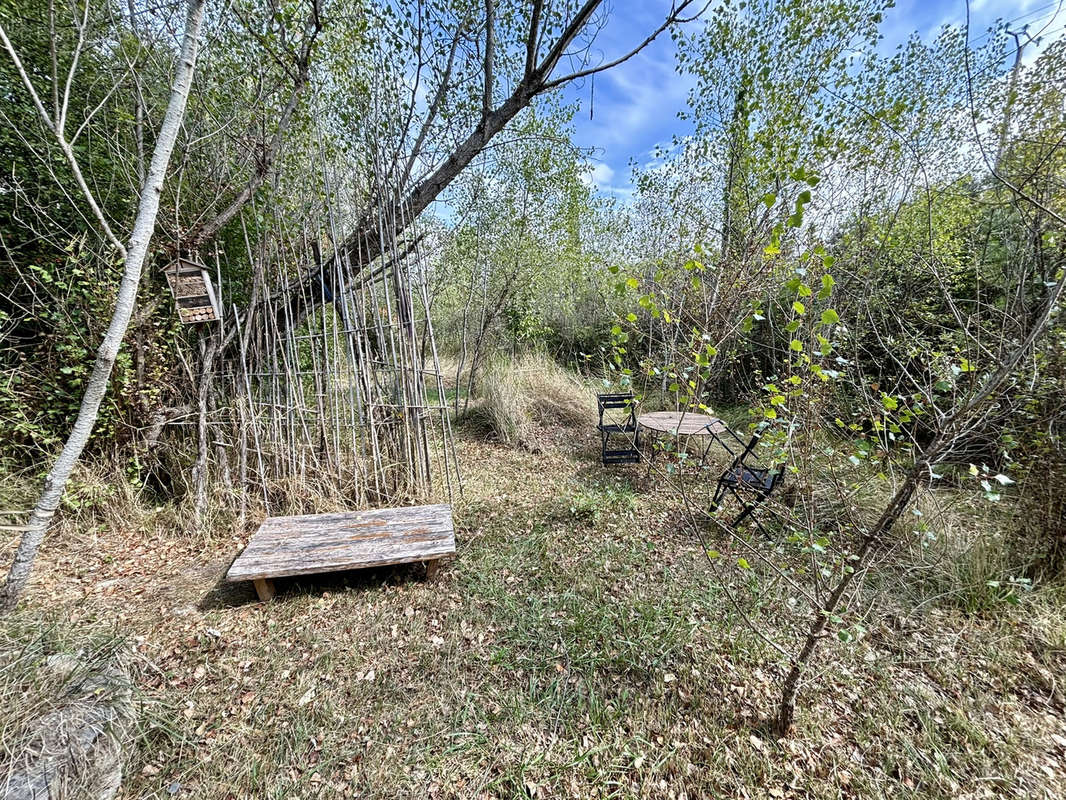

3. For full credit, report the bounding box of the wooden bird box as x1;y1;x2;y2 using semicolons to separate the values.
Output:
163;257;220;324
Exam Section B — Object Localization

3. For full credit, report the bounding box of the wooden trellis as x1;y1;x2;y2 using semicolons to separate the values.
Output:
164;256;220;324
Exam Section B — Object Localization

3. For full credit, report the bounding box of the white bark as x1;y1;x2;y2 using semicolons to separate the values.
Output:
0;0;208;612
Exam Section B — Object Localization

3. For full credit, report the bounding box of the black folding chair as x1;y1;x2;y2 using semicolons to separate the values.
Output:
597;393;640;465
709;428;785;536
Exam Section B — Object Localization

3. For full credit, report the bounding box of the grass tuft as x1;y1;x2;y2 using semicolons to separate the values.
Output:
458;352;596;445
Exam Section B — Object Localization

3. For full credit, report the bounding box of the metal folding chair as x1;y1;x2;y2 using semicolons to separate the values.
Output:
597;393;640;465
709;428;785;536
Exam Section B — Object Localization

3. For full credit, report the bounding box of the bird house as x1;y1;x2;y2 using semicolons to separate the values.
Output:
163;256;220;324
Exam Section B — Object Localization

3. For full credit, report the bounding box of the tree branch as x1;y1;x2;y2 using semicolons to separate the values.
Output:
541;0;701;91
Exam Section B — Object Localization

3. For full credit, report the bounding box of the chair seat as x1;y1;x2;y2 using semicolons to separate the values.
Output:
720;465;775;491
603;445;640;463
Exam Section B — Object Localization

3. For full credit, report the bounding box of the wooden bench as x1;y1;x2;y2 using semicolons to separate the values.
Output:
226;504;455;601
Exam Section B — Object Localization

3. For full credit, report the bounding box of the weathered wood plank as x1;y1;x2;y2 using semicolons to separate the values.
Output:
226;504;455;583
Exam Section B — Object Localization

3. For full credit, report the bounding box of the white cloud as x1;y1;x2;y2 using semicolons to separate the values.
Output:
581;160;632;197
589;162;615;188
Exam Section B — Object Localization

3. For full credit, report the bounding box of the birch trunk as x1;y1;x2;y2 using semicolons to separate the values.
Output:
0;0;208;612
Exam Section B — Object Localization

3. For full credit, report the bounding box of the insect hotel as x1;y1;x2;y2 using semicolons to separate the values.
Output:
163;256;221;324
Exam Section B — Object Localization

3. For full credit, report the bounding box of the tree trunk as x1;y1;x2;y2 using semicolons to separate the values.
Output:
0;0;207;612
774;453;930;735
193;334;219;525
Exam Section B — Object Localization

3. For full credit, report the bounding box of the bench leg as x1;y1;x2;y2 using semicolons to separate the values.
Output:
252;578;275;602
424;559;441;581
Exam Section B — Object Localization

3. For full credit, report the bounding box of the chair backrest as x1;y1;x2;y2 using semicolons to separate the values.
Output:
730;431;764;470
597;393;635;425
730;429;786;488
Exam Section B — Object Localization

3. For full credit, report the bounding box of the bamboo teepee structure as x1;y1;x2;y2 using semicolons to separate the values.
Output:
221;70;460;511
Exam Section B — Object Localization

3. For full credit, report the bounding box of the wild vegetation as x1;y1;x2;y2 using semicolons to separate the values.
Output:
1;0;1065;797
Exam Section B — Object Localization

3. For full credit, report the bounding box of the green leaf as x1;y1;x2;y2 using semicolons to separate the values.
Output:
820;309;840;325
789;339;803;352
793;300;806;315
818;273;835;298
737;558;751;569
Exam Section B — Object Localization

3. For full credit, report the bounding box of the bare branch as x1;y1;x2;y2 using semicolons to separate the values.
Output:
541;0;702;91
0;19;126;255
482;0;494;124
525;0;543;77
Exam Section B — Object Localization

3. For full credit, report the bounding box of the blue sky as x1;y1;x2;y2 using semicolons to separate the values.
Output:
561;0;1066;197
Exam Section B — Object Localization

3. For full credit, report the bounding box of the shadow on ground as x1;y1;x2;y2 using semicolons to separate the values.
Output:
197;560;437;611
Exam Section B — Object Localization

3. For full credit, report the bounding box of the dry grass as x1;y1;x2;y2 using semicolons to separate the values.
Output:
458;353;596;446
2;407;1065;799
0;613;133;799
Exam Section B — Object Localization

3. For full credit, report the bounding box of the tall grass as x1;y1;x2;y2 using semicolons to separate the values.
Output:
458;353;595;445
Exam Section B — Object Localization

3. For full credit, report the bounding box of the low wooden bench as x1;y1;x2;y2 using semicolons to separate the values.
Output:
226;504;455;601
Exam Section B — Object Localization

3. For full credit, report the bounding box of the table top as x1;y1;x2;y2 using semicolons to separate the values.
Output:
226;503;455;583
637;411;727;436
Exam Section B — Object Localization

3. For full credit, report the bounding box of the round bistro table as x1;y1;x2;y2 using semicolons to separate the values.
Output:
636;411;727;437
636;411;730;470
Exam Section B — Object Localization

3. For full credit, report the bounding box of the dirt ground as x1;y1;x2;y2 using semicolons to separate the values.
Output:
10;428;1066;799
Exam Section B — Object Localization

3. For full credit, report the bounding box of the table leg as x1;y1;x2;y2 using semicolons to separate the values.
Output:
252;578;275;602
